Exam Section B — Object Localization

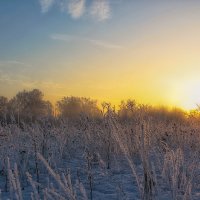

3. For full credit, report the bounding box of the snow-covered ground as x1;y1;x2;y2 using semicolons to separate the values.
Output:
0;114;200;200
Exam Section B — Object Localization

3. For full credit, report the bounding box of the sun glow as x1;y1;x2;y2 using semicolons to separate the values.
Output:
168;79;200;110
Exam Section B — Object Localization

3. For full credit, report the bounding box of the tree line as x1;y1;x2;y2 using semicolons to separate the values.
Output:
0;89;198;124
0;89;102;123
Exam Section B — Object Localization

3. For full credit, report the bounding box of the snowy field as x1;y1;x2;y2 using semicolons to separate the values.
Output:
0;110;200;200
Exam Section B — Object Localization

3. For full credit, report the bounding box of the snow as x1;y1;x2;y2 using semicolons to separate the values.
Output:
0;115;200;199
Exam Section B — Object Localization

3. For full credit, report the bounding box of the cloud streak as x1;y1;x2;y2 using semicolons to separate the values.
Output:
0;60;31;68
39;0;111;21
50;33;122;49
88;38;122;49
0;61;65;92
0;60;32;85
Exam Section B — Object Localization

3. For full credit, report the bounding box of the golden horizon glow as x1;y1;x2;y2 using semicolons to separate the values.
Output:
1;1;200;111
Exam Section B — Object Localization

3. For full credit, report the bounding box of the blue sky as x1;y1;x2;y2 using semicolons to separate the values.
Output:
1;0;200;109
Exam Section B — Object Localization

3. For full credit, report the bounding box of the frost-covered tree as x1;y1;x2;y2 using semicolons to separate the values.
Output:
9;89;53;122
57;96;101;119
118;99;137;119
0;96;8;122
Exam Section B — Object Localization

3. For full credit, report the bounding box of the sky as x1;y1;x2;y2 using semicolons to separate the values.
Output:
1;0;200;110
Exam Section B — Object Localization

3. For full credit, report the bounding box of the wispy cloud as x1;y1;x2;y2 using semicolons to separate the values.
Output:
67;0;86;19
39;0;111;21
0;61;65;92
90;0;111;21
39;0;55;13
0;60;32;85
0;73;65;92
50;33;122;49
0;69;32;88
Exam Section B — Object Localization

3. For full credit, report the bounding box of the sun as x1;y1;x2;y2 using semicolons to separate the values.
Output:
167;79;200;110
